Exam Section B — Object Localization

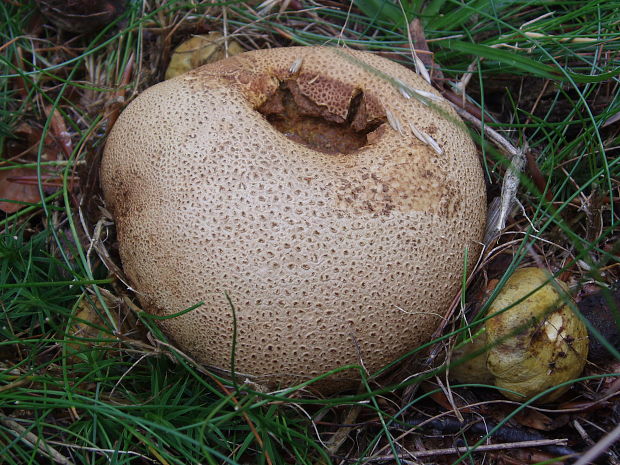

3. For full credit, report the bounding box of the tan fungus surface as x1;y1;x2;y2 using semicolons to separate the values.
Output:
101;46;487;392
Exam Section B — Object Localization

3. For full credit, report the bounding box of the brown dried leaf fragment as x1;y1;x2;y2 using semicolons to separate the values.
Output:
0;167;42;213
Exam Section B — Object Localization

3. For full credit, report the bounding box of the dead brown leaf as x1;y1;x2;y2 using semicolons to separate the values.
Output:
0;110;70;212
497;449;567;465
0;167;42;213
514;410;569;431
45;105;72;158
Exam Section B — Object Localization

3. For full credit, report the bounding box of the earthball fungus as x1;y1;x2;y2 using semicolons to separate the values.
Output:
451;267;589;403
101;46;487;392
164;32;244;80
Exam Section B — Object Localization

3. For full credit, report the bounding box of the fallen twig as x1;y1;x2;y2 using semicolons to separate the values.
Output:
401;415;578;458
365;438;572;461
325;386;365;455
573;422;620;465
0;417;77;465
452;104;527;244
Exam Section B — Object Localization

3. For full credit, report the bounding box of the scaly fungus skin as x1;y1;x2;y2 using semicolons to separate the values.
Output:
101;46;487;392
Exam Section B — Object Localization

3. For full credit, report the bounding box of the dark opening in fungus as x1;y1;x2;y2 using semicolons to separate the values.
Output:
258;80;383;154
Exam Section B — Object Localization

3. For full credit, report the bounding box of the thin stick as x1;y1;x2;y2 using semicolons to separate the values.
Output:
452;104;527;243
0;417;77;465
369;438;572;460
573;422;620;465
326;385;365;455
46;440;157;462
452;104;519;157
0;378;30;394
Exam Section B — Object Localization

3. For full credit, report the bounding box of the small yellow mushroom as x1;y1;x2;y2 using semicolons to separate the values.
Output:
451;267;588;403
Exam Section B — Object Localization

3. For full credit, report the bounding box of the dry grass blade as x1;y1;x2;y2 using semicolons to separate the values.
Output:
408;121;443;154
385;108;403;133
289;56;303;74
393;78;443;105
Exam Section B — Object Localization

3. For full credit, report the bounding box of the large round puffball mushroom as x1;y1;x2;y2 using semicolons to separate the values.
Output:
100;46;487;393
451;267;589;403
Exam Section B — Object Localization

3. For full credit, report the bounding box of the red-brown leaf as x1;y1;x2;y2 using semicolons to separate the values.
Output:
0;168;41;213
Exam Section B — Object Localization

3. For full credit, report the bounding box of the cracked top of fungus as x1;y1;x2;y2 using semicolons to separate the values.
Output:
100;46;487;393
